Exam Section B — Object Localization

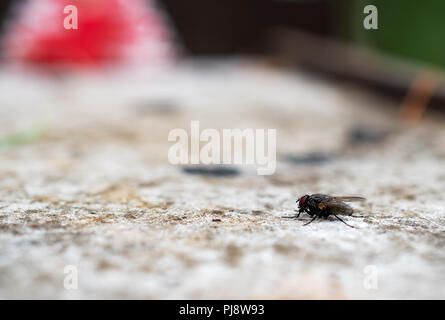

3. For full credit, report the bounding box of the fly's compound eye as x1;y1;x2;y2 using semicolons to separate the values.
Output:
298;195;309;207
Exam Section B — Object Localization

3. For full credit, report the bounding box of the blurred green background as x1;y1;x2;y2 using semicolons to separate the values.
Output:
341;0;445;70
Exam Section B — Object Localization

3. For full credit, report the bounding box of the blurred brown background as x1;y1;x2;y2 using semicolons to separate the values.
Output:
0;0;335;55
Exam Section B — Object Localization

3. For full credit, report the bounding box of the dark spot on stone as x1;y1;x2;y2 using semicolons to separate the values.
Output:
182;166;241;177
347;127;389;145
286;152;337;165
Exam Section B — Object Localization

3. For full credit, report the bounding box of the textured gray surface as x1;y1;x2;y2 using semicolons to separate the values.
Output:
1;60;445;299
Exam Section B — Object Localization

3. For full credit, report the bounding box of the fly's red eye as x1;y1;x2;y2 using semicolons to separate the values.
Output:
299;195;308;207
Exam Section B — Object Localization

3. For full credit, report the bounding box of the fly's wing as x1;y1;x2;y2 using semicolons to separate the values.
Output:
332;196;366;202
318;201;354;216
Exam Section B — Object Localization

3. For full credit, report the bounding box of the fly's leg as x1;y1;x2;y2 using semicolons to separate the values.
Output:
333;213;355;228
296;208;305;218
282;209;304;219
303;216;317;226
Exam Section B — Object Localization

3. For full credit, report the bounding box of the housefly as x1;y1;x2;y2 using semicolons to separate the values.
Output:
296;194;366;228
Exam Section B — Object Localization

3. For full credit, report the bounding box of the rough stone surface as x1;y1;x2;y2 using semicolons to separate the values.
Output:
1;60;445;299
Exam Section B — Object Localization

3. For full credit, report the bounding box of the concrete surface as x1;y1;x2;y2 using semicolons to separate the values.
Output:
0;60;444;299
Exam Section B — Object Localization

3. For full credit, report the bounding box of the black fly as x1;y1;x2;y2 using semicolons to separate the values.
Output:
296;194;366;228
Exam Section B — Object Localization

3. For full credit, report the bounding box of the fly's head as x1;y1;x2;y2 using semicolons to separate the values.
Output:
297;194;309;212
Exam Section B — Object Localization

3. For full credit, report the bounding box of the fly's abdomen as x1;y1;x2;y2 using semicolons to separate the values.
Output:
331;203;353;216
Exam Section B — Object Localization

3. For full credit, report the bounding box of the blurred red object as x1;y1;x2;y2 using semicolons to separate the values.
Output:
2;0;174;70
